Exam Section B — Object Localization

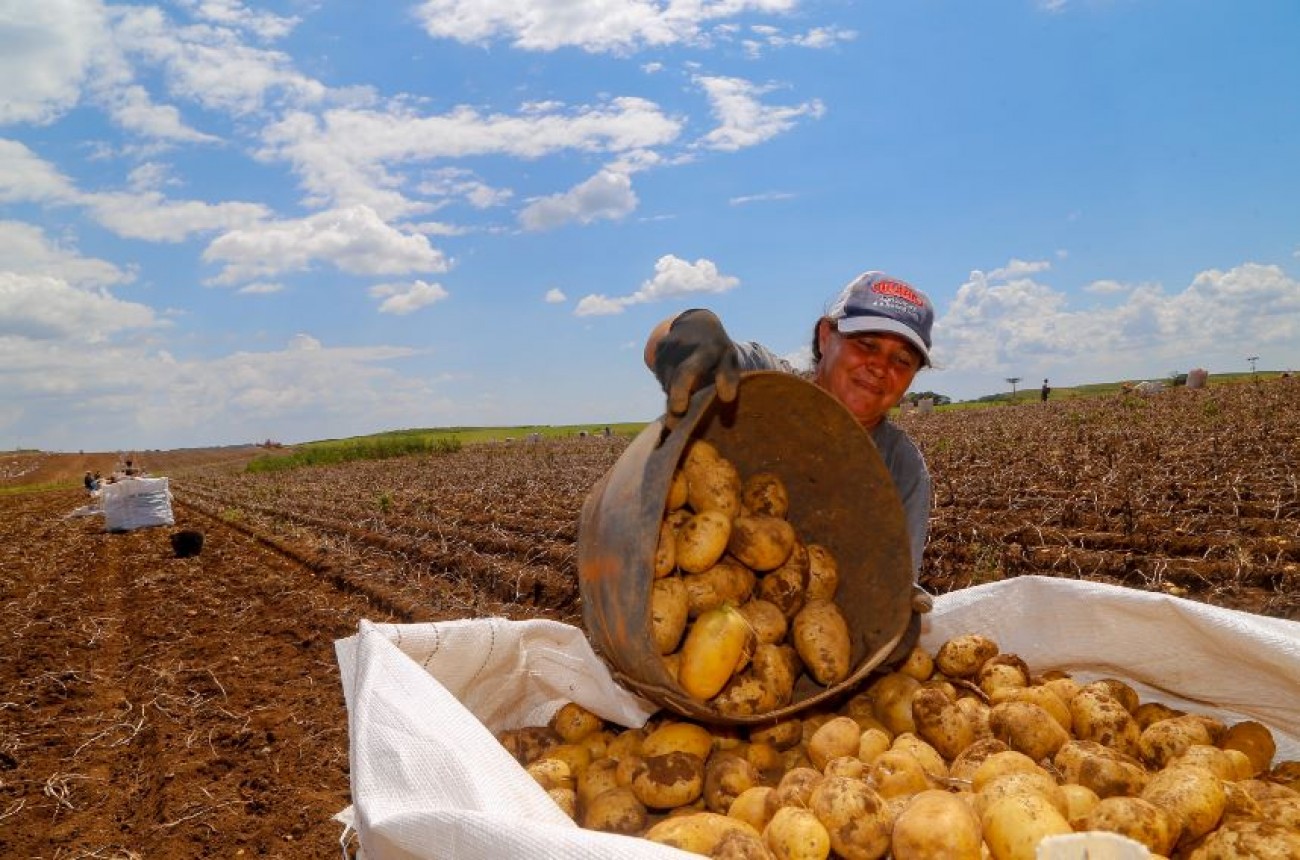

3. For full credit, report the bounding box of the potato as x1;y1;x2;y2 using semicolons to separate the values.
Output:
642;721;715;761
869;672;922;737
744;742;785;784
891;733;948;781
713;671;778;718
683;441;743;517
977;654;1031;697
763;806;831;860
703;751;761;813
1079;795;1178;856
989;684;1072;733
526;757;573;791
752;643;802;709
1080;678;1141;714
1059;783;1101;827
989;700;1071;762
950;738;1010;783
605;726;645;761
645;810;765;855
1068;686;1141;757
980;792;1073;860
750;718;803;752
791;599;852;686
897;645;934;682
1169;744;1244;781
654;519;677;577
676;510;733;574
971;751;1050;794
856;727;892;765
867;749;930;799
808;775;891;860
1139;715;1216;768
666;466;690;512
1054;739;1149;799
1269;760;1300;791
547;786;577;818
651;574;690;654
1135;700;1185;730
630;751;706;810
685;559;756;618
550;702;603;744
911;686;977;761
974;771;1068;820
807;716;862;771
758;551;809;620
741;471;789;518
1185;819;1300;860
892;789;982;860
738;598;788;645
497;725;561;765
803;543;840;602
728;515;796;572
1220;720;1276;777
577;756;622;809
581;786;647;834
1257;795;1300;829
680;604;753;700
539;742;592;780
729;785;777;833
934;633;999;678
822;755;865;780
579;728;614;761
954;695;993;741
1140;763;1226;845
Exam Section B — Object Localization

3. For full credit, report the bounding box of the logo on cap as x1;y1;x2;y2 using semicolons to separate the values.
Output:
872;279;924;307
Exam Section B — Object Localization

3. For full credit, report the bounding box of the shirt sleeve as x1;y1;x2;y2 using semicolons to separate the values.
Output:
733;341;794;373
871;422;932;579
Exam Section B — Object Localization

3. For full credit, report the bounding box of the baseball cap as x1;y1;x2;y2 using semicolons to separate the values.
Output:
828;271;934;367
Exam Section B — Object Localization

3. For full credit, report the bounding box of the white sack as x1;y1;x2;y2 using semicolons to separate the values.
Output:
335;575;1300;860
101;477;174;532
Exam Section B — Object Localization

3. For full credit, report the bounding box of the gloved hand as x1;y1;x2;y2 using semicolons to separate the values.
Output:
652;309;740;427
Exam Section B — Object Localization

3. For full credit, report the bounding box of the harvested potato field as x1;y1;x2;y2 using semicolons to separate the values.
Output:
1;377;1296;857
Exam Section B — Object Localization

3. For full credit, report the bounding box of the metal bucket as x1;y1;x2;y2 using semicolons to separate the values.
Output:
578;371;914;724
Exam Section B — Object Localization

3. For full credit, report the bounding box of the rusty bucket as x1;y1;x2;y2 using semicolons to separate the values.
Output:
577;371;914;724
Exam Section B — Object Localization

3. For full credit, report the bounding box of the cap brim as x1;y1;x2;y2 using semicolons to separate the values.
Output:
836;317;931;366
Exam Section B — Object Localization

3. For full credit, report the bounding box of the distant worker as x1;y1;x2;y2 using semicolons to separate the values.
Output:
84;471;94;494
644;270;937;656
1040;378;1051;403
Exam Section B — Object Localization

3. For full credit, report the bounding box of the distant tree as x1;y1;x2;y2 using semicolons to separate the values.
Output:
1167;371;1188;387
905;391;952;406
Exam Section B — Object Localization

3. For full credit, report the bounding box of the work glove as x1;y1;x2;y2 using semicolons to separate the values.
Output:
652;309;740;428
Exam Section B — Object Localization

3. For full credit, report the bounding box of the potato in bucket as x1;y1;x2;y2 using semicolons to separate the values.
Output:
577;371;914;724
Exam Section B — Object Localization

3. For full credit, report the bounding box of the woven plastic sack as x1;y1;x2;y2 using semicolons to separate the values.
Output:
102;477;174;532
334;576;1300;860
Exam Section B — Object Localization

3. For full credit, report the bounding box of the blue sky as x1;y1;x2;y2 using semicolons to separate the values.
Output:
3;0;1298;451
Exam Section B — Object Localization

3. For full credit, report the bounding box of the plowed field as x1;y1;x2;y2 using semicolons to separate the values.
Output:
2;378;1296;858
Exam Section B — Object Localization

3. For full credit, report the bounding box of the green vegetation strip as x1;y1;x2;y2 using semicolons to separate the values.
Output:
247;434;463;473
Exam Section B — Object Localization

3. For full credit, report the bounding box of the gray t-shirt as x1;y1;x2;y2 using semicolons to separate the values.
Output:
734;341;932;578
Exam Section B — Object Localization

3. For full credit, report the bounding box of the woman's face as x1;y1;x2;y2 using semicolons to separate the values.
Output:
814;319;922;428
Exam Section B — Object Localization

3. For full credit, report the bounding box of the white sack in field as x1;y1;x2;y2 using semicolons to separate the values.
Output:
334;575;1300;860
102;477;174;532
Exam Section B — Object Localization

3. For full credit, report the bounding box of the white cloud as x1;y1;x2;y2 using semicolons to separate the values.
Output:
934;259;1300;376
694;75;824;151
1085;279;1126;295
236;281;283;294
203;205;450;285
182;0;301;41
411;0;800;54
369;279;451;315
0;221;132;288
545;288;567;303
729;191;794;205
0;0;110;125
743;23;855;57
86;190;271;242
0;271;157;342
987;258;1051;281
520;169;638;231
260;98;679;219
0;140;81;203
574;253;738;316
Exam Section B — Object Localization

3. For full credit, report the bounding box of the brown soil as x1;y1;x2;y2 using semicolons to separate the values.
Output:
0;483;386;858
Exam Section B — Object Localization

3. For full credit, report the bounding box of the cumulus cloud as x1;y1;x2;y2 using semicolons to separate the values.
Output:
934;259;1300;376
202;205;450;285
742;23;855;57
0;221;132;288
545;288;567;303
0;0;110;125
694;75;824;151
574;254;738;316
0;271;157;342
260;97;679;219
411;0;800;54
370;279;451;315
520;170;638;231
0;140;81;204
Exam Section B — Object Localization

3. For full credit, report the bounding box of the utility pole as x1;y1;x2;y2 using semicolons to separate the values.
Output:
1247;355;1259;378
1005;377;1021;401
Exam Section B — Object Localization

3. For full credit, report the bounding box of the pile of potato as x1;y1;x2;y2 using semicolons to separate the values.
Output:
498;632;1300;860
651;439;855;715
